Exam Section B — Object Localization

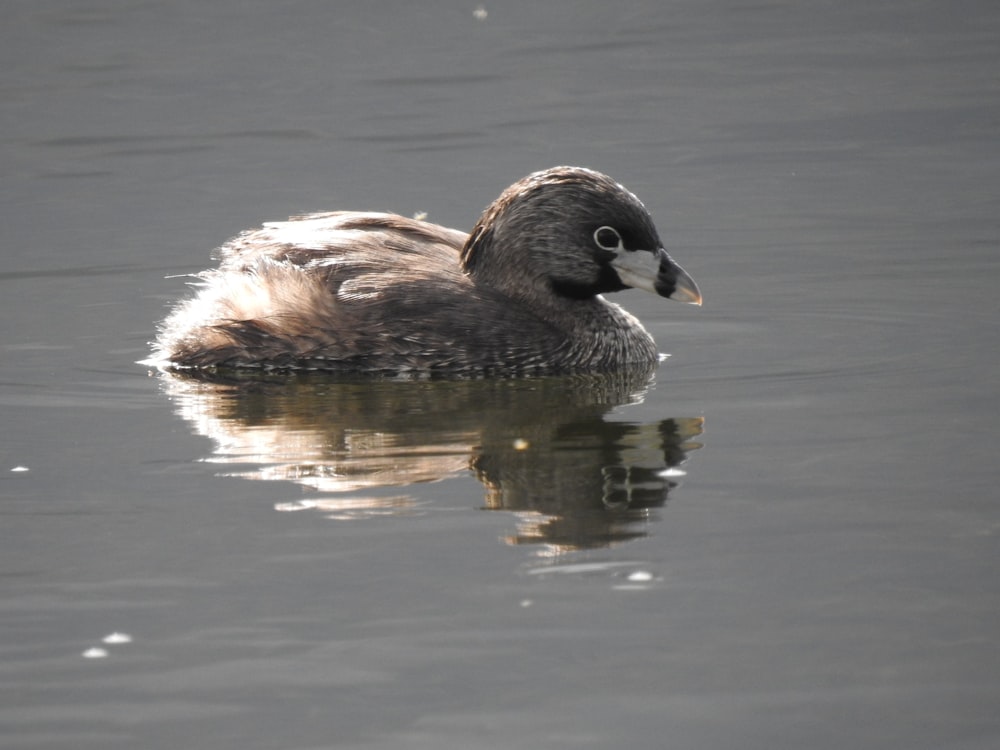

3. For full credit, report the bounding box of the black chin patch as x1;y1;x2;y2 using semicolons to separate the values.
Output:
550;265;627;300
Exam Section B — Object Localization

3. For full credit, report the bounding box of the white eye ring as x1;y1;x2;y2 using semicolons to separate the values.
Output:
593;226;623;251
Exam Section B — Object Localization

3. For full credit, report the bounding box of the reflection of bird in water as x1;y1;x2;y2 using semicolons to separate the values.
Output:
473;417;704;550
161;371;703;551
149;166;700;376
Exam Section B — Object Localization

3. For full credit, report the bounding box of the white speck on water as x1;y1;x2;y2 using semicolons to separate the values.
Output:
519;599;533;608
612;569;659;590
473;6;488;21
102;632;132;644
274;501;311;511
512;438;529;451
82;648;108;659
11;466;29;472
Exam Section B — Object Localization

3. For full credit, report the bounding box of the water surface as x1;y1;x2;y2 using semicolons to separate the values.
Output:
2;1;998;748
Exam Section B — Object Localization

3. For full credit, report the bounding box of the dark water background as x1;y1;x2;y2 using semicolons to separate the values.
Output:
2;1;998;748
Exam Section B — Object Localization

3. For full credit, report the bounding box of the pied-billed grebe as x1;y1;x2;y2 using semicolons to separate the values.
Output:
149;166;701;376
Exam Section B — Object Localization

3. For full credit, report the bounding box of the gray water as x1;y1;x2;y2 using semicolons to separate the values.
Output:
2;1;999;748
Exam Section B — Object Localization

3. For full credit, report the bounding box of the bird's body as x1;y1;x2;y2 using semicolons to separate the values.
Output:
150;167;701;377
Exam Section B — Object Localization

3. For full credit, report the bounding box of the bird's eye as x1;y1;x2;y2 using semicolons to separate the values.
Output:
594;226;623;251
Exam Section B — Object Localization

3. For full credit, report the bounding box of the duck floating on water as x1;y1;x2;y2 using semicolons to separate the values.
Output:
150;166;701;377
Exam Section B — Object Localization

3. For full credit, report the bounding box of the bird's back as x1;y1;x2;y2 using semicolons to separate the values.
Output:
155;212;575;375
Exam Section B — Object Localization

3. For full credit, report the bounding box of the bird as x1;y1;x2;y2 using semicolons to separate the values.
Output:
149;166;701;377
